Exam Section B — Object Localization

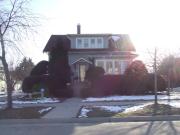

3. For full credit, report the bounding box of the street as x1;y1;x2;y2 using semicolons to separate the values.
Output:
0;121;179;135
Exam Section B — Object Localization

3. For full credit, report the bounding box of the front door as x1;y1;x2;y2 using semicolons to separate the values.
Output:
79;64;86;82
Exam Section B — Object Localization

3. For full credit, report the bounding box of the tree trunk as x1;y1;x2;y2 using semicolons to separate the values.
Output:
0;31;13;109
2;58;13;109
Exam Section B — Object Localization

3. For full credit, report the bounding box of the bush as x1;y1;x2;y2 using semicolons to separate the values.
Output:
22;74;73;98
122;60;148;95
46;75;73;98
22;75;49;93
91;75;122;96
85;66;105;82
22;76;42;93
81;75;122;97
30;61;49;76
80;87;92;98
145;73;167;92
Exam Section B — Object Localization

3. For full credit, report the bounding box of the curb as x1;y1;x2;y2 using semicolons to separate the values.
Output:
1;116;180;124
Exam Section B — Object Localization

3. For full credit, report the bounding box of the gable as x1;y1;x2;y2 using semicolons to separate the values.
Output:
71;58;92;65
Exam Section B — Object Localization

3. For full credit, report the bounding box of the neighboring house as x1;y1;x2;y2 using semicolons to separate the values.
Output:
43;25;137;82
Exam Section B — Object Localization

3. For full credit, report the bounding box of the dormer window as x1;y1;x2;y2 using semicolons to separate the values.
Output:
76;37;104;49
97;38;102;44
77;39;82;48
97;38;103;48
84;38;89;48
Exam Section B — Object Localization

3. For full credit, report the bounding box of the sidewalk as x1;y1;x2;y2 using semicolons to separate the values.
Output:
43;98;82;119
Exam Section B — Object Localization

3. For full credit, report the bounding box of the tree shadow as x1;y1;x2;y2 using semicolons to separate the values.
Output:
144;121;178;135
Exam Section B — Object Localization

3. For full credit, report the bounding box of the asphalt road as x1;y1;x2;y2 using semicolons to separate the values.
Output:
0;121;180;135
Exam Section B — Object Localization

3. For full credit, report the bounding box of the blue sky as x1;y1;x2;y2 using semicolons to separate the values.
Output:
20;0;180;65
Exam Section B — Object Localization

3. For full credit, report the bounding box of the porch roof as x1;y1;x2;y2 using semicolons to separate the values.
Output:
71;58;92;65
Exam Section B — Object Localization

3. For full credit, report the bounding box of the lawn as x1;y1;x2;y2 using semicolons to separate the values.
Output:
77;103;180;118
0;106;54;119
116;104;180;117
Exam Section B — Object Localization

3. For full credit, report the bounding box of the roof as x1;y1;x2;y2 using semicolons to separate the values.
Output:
43;35;70;52
71;58;92;65
69;50;138;57
67;34;112;37
43;34;136;52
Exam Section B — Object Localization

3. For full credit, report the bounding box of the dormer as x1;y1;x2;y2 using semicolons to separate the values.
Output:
75;37;104;49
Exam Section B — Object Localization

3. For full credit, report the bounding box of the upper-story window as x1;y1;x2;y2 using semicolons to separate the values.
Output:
90;38;95;48
77;39;82;48
76;37;104;49
97;38;103;48
84;38;89;48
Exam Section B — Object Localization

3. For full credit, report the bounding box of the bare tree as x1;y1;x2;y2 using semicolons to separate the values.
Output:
0;0;38;109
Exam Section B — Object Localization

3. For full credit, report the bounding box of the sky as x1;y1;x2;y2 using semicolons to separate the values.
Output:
19;0;180;65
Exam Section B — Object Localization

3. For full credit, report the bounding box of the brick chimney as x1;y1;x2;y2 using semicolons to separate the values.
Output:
77;24;81;34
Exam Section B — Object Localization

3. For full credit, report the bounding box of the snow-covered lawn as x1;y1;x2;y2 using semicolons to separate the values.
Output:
0;90;25;98
83;94;180;102
78;105;131;118
78;101;180;118
0;92;6;98
0;98;60;105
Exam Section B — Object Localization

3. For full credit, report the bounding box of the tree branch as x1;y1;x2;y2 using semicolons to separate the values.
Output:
2;0;17;36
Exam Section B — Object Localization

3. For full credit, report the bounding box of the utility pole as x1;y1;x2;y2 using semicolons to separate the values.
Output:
154;48;158;105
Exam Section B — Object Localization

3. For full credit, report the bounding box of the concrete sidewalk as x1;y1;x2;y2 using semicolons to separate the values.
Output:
43;98;82;119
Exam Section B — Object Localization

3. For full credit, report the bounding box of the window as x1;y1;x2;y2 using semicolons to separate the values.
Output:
84;38;89;48
114;61;120;73
97;38;103;48
91;38;95;44
97;38;102;44
96;61;104;68
106;61;113;74
76;37;103;49
96;59;129;74
121;61;129;74
77;38;82;48
90;38;95;48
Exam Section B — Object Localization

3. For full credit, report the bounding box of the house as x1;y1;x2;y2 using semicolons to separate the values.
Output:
43;25;137;82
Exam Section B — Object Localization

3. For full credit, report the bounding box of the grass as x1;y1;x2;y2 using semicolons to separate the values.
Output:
82;107;118;118
0;106;54;119
77;104;180;118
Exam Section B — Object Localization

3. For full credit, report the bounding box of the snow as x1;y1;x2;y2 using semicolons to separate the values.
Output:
83;94;180;102
0;91;6;95
94;106;126;113
0;90;25;98
78;105;130;118
0;102;6;105
78;101;180;118
160;101;180;108
13;98;60;104
0;98;60;105
123;104;150;113
78;108;92;118
38;107;53;114
111;36;121;41
0;92;6;98
124;101;180;113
